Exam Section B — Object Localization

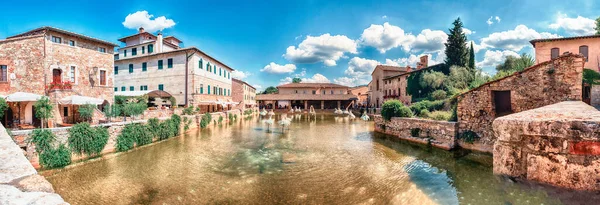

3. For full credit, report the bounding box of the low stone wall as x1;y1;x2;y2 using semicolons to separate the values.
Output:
143;109;174;119
374;115;457;150
0;123;68;204
493;101;600;190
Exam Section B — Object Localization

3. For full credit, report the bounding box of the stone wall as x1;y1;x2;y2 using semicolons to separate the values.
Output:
0;121;68;204
493;101;600;190
374;115;457;150
591;84;600;107
457;53;585;153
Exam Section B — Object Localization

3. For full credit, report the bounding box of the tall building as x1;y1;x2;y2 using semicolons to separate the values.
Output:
232;78;256;108
368;55;428;108
114;28;235;112
256;83;356;110
0;26;117;127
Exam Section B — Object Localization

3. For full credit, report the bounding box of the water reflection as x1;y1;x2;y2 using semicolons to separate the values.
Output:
44;114;585;204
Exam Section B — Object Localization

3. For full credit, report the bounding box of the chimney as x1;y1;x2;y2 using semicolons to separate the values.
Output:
156;31;163;53
417;55;429;69
138;27;145;33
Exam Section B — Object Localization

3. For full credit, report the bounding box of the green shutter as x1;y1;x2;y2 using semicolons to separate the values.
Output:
158;60;163;69
148;44;153;53
168;58;173;68
129;64;133;73
207;85;211;94
114;66;118;75
142;62;147;71
199;59;203;68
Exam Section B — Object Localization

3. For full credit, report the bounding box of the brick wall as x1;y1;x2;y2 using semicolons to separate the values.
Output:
457;53;585;153
374;115;457;150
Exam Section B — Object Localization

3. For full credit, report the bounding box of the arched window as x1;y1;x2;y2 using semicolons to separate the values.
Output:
579;45;589;62
551;48;560;59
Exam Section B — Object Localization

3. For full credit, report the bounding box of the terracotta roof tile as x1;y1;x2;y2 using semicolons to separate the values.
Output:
277;83;349;89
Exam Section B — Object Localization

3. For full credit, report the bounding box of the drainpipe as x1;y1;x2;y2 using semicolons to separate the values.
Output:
185;50;197;107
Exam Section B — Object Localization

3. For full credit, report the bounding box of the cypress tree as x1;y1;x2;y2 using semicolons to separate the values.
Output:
444;18;468;70
468;42;476;72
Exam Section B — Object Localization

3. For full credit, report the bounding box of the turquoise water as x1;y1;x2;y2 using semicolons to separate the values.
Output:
45;114;586;204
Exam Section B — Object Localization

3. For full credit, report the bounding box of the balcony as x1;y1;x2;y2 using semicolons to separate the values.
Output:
383;94;399;99
46;81;73;91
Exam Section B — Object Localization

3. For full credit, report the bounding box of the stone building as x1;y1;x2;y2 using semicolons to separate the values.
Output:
456;53;585;153
530;35;600;106
350;86;368;107
114;28;235;112
256;83;356;110
0;26;117;127
232;78;256;108
368;55;428;108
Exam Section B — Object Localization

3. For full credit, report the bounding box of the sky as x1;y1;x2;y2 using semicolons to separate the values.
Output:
0;0;598;91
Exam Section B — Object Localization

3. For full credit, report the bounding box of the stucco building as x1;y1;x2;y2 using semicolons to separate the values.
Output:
114;28;235;112
256;83;356;110
369;55;428;108
530;35;600;106
232;78;256;108
350;86;368;107
0;26;117;127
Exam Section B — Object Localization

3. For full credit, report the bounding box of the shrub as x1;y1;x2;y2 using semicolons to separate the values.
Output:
0;98;8;118
169;96;177;107
183;117;192;131
219;115;224;124
157;121;173;140
234;114;238;120
78;104;95;122
182;106;195;115
418;109;430;118
68;123;109;156
583;68;600;85
147;118;160;138
411;128;421;138
428;111;452;121
170;114;182;136
200;113;212;128
39;144;71;169
34;97;53;128
133;124;153;146
195;106;201;113
410;100;445;116
228;113;233;122
381;100;413;121
116;123;141;151
420;71;446;89
430;90;447;100
459;130;479;143
30;129;55;153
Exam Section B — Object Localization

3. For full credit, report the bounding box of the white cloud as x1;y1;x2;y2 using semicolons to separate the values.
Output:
284;34;357;66
360;22;416;53
382;15;388;19
344;57;381;77
280;73;330;84
334;76;370;87
122;11;176;32
260;62;297;74
463;28;475;35
476;50;519;68
411;29;448;53
549;13;596;36
386;51;445;68
480;25;561;52
231;70;251;79
487;16;501;25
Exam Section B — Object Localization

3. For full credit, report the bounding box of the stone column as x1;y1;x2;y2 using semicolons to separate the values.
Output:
320;101;324;109
337;101;341;109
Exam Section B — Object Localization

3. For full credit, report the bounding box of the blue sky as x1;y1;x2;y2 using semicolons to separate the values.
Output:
0;0;598;91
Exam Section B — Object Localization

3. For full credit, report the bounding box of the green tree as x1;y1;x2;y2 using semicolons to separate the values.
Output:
292;77;302;83
468;42;476;72
381;100;413;121
596;17;600;35
0;98;8;118
77;104;95;123
583;69;600;85
103;105;122;122
123;102;147;121
420;71;446;89
446;66;473;90
34;96;53;129
263;86;278;94
444;18;468;70
496;53;535;72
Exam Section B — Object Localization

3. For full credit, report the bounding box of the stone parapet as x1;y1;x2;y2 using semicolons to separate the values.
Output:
493;101;600;190
374;115;457;150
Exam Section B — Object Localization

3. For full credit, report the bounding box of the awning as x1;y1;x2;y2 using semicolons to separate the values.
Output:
59;95;105;105
115;90;172;98
5;92;44;102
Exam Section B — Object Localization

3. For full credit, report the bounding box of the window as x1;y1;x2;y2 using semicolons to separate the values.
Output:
51;36;61;43
303;90;306;94
130;86;134;91
142;62;147;71
206;62;210;71
207;85;211;94
142;46;145;54
158;84;164;91
63;107;68;117
121;86;126;91
295;90;298;94
398;88;401;96
167;58;173;68
330;90;334;94
114;87;118;92
148;44;154;53
219;68;222;76
100;70;106;86
214;66;217;74
551;48;559;59
493;90;512;116
228;72;230;79
68;40;75;46
200;84;204;94
199;59;203;69
158;60;163;69
98;47;106;53
114;66;118;75
69;66;76;83
0;65;7;82
124;50;127;57
322;90;326;95
129;64;134;73
140;85;148;91
132;48;137;56
580;46;589;62
312;90;316;95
